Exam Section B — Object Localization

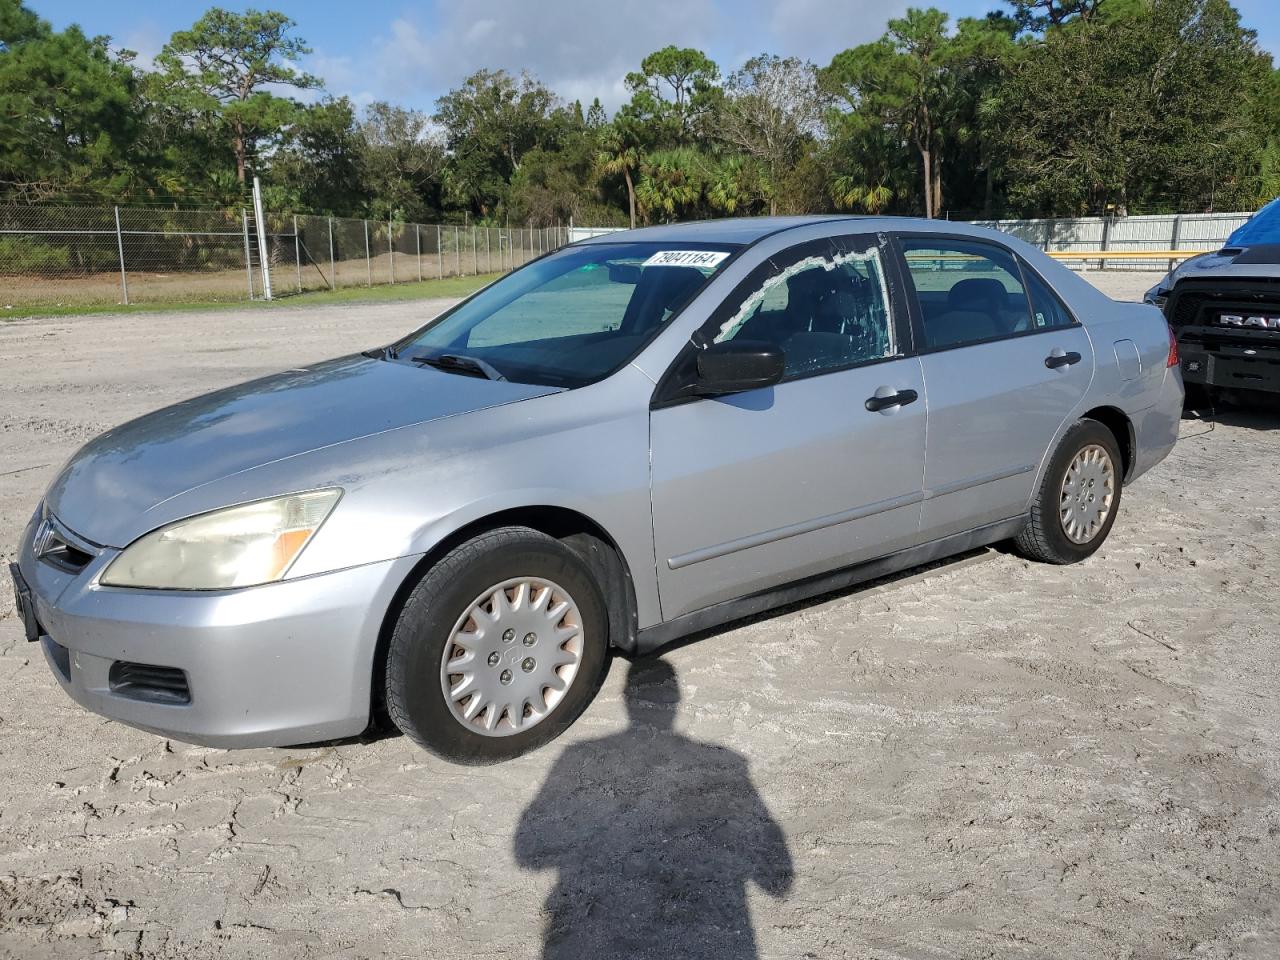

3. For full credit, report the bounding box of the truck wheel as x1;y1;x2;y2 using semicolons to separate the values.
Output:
1013;419;1123;564
385;526;610;764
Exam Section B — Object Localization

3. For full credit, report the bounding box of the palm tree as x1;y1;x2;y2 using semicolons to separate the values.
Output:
831;175;894;214
635;149;704;223
706;155;768;216
596;122;642;229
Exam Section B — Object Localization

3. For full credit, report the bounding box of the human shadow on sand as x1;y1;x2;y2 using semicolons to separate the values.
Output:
515;658;793;959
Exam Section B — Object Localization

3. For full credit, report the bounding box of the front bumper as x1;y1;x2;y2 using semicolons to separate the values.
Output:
16;510;420;748
1176;332;1280;394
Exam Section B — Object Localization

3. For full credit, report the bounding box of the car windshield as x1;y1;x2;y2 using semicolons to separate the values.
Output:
392;241;737;388
1226;197;1280;246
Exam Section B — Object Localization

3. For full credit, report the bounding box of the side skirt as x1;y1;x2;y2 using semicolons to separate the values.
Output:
633;515;1029;656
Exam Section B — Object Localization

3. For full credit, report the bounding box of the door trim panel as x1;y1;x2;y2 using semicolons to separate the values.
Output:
638;514;1029;655
923;463;1036;500
668;489;927;570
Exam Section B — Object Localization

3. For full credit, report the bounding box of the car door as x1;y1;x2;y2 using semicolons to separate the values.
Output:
648;234;928;621
894;234;1095;541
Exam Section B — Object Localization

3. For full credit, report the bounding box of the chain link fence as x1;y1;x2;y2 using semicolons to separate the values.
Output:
0;202;569;310
0;202;1261;310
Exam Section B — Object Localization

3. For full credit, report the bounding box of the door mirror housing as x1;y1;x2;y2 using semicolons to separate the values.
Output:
693;341;785;396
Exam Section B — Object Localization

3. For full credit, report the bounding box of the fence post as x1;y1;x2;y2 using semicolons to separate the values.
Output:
416;224;422;282
242;208;254;300
1099;215;1112;271
364;219;372;286
1169;214;1183;273
113;205;129;305
437;225;443;279
327;217;336;290
455;226;461;276
486;228;491;274
388;218;395;284
293;214;302;292
473;226;479;275
251;176;272;300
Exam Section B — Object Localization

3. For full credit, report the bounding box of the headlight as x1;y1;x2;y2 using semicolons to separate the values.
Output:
101;489;342;590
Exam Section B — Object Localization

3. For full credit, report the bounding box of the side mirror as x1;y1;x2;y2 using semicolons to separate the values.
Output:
693;340;785;396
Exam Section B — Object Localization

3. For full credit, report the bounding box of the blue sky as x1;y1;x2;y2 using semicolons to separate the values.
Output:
39;0;1280;113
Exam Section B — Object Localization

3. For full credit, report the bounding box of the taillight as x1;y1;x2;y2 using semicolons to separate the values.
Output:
1166;322;1180;368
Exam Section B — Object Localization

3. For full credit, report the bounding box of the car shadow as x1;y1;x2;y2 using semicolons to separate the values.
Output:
294;546;1001;752
1182;402;1280;432
655;545;996;657
514;658;793;959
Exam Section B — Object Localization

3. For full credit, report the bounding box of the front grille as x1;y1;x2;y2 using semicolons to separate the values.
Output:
39;535;93;573
108;661;191;705
34;515;97;574
1167;279;1280;334
1170;292;1210;328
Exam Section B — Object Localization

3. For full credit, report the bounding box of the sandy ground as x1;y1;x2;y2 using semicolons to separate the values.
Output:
1;272;1277;959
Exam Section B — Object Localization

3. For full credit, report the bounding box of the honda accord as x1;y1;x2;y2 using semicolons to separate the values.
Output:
11;217;1183;763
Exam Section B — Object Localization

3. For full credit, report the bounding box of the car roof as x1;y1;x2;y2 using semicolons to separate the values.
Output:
573;215;1009;246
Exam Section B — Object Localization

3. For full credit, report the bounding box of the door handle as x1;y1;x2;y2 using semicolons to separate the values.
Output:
864;388;918;412
1045;350;1082;369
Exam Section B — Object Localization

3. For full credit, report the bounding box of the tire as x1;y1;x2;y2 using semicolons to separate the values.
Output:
385;526;610;764
1013;418;1123;564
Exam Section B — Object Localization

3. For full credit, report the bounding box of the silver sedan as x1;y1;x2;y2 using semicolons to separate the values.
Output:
10;217;1183;763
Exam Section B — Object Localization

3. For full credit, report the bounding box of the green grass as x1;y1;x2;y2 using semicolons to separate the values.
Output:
3;273;501;320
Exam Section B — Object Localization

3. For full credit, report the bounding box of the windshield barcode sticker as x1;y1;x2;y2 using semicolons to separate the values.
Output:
642;250;729;269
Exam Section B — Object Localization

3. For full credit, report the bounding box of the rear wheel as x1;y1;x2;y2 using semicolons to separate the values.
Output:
1013;419;1122;564
385;527;610;763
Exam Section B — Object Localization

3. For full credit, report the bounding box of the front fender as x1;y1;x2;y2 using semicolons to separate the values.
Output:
281;367;662;628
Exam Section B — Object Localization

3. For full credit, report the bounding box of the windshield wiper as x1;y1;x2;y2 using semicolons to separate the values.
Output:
361;344;399;360
409;353;506;381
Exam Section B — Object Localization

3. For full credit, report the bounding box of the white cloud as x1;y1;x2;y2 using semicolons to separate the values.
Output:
719;0;914;72
310;0;922;113
367;0;720;111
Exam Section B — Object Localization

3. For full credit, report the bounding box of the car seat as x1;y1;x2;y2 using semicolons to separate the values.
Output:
621;267;708;334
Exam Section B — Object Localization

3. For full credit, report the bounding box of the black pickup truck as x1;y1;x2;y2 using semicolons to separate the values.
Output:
1145;199;1280;404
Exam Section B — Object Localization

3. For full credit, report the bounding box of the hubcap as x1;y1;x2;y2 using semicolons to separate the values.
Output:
1059;443;1115;544
439;577;584;737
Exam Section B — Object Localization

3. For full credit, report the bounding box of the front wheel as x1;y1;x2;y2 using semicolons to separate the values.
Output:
384;527;610;764
1013;419;1123;564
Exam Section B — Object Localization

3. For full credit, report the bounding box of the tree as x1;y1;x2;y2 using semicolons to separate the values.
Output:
596;120;644;228
585;97;607;129
270;96;365;214
717;54;825;215
0;1;139;202
620;46;721;146
634;148;706;222
823;9;958;218
944;14;1020;216
1005;0;1104;31
993;0;1272;214
706;155;769;215
155;8;319;183
434;69;563;217
358;101;447;220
